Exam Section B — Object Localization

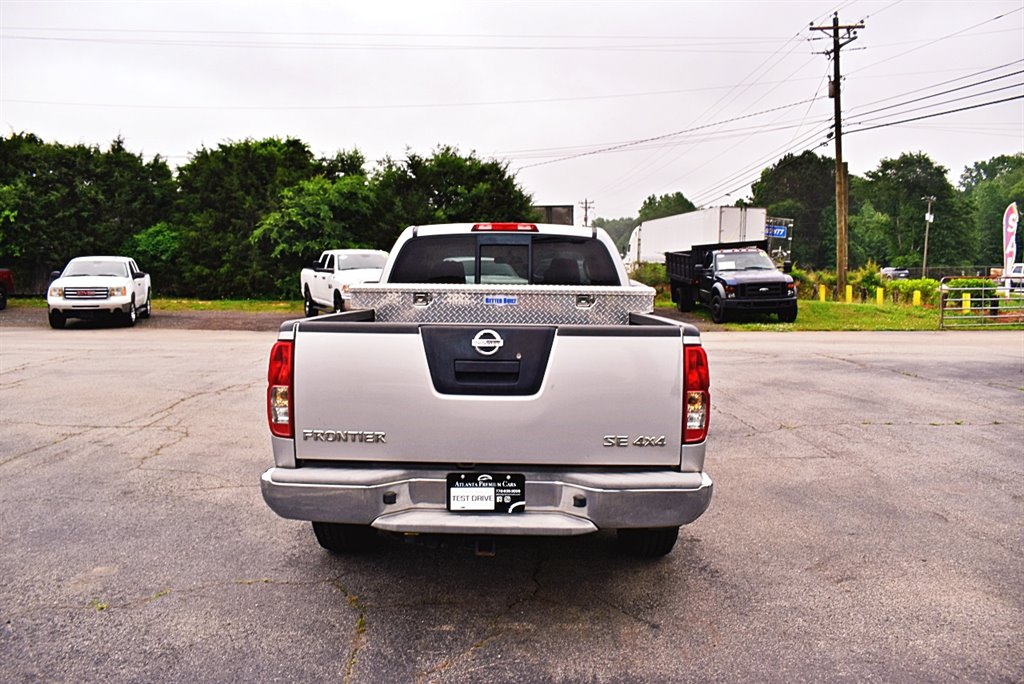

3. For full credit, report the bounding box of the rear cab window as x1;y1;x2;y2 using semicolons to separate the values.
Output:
389;234;620;286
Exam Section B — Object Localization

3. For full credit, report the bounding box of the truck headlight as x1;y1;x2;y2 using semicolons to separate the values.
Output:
110;286;127;296
49;286;63;297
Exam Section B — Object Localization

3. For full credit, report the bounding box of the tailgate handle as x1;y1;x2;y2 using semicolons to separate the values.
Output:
454;360;521;384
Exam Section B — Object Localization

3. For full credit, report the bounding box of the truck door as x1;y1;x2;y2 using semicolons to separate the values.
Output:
314;255;334;305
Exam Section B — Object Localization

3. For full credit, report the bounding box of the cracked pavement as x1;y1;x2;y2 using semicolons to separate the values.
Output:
1;325;1021;682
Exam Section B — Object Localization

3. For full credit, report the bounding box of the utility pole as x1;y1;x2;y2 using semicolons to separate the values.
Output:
811;13;863;297
922;195;936;278
579;198;594;227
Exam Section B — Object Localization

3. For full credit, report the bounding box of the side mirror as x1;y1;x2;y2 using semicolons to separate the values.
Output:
783;261;793;274
133;271;147;279
50;270;61;281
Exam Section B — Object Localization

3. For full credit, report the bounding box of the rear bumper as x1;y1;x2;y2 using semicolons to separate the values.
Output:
261;466;713;536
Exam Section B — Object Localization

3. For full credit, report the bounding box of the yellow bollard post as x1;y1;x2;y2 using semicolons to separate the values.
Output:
913;290;921;307
961;292;970;312
819;284;826;302
877;287;885;306
845;284;853;303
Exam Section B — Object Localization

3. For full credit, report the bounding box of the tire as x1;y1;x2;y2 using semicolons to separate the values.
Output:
710;294;727;323
48;309;66;329
139;289;152;319
123;298;137;327
778;306;797;323
311;522;377;554
333;291;345;313
616;527;680;558
0;286;7;310
675;285;694;312
303;287;317;318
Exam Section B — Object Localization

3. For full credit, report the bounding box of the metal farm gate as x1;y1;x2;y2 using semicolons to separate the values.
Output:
939;277;1024;329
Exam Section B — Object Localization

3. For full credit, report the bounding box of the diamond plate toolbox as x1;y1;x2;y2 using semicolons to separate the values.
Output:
349;284;655;326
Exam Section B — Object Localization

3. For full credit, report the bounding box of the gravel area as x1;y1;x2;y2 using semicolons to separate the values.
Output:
1;303;712;331
0;305;296;331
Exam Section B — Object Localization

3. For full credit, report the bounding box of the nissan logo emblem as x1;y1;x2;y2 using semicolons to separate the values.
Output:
471;329;504;356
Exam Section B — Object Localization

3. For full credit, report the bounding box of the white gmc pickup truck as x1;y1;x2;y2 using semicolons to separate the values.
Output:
262;222;713;557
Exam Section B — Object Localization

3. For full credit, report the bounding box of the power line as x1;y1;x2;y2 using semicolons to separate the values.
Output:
850;6;1024;76
844;95;1024;136
513;97;823;171
847;59;1024;114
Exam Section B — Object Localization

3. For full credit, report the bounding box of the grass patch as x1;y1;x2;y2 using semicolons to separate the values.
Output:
661;300;941;331
7;296;47;308
153;298;303;314
6;296;302;314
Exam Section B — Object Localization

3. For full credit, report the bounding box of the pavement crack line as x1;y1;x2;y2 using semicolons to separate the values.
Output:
415;549;545;683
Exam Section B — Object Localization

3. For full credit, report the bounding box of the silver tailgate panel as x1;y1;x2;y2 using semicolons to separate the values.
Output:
292;328;683;467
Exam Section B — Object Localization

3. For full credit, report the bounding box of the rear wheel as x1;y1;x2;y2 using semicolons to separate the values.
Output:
710;294;727;323
311;522;377;554
616;527;680;557
48;310;66;329
333;291;345;313
0;286;7;310
303;287;317;318
675;285;694;312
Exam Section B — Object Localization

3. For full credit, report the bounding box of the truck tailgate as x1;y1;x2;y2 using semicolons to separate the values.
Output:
291;322;685;467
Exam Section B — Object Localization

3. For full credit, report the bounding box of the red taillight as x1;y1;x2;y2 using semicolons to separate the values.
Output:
471;223;538;232
683;345;710;443
267;340;293;438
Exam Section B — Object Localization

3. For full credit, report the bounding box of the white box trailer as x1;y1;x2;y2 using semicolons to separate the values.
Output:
625;207;768;267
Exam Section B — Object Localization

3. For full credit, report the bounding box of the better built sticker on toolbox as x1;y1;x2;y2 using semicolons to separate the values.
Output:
484;295;518;306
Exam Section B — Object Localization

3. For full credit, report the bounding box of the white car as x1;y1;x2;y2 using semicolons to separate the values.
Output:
47;256;152;329
1001;262;1024;293
300;249;388;316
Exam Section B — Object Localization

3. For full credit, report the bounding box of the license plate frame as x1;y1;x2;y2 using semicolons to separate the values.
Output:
446;473;526;513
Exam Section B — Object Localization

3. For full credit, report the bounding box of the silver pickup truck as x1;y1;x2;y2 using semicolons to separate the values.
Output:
261;222;713;557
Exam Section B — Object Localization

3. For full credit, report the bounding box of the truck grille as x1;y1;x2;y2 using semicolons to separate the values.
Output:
738;282;784;298
64;287;110;300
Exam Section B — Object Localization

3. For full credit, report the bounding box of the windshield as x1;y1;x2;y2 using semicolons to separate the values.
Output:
63;260;129;277
715;250;776;272
336;253;388;270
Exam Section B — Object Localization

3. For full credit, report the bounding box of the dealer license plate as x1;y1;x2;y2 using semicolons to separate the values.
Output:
446;473;525;513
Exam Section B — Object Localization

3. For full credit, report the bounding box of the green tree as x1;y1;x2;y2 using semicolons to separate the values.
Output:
636;192;696;223
864;152;975;271
592;216;636;253
252;174;377;296
0;133;173;291
848;201;890;268
750;151;835;269
372;146;534;247
173;137;319;297
959;153;1024;268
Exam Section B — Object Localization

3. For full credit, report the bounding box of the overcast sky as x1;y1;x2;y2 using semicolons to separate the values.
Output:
2;0;1022;222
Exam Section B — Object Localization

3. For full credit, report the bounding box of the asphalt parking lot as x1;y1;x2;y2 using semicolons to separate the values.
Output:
1;323;1021;682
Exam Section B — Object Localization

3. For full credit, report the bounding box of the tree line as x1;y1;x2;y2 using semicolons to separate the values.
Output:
595;151;1024;276
2;131;1021;298
0;134;534;297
